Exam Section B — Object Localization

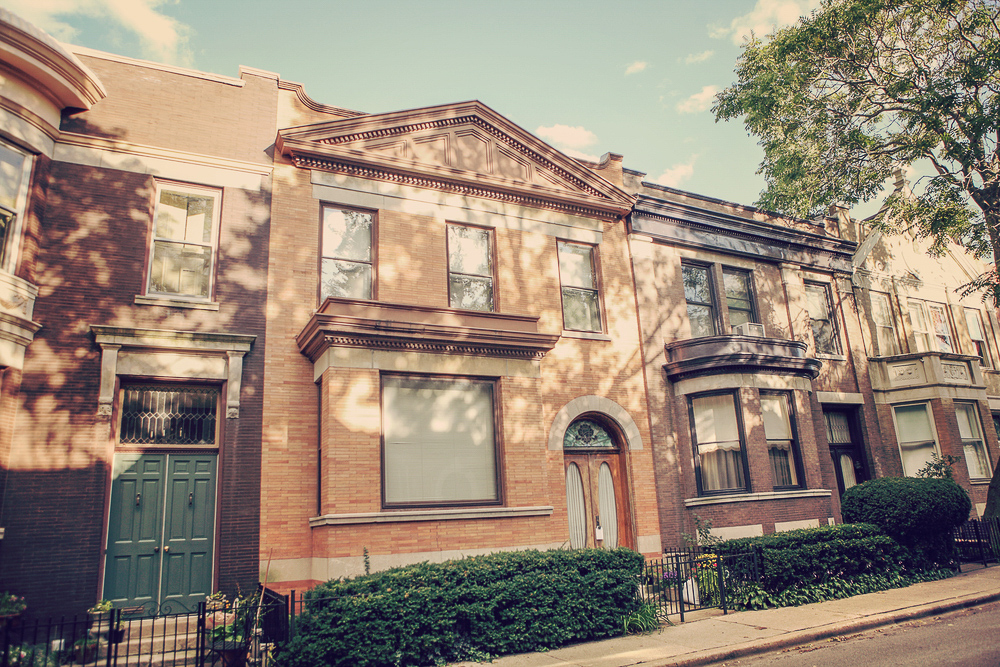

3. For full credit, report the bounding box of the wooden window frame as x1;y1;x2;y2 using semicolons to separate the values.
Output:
682;262;718;338
689;390;750;496
557;240;604;333
319;203;377;303
446;222;496;312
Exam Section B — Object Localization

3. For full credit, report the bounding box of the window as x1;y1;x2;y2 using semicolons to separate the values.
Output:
908;301;932;352
892;403;939;477
147;184;220;299
723;267;756;330
928;303;955;353
871;292;899;355
382;376;498;506
956;402;991;480
761;393;800;488
321;205;373;301
804;282;841;354
965;309;992;368
119;385;219;445
448;224;494;311
691;393;746;493
683;263;716;337
825;410;861;493
0;140;32;271
558;241;601;332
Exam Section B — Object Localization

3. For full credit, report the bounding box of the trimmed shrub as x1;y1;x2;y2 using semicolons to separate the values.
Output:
841;476;971;568
713;523;903;592
272;548;643;667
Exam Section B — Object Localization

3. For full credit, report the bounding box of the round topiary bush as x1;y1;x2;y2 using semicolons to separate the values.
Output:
840;477;971;569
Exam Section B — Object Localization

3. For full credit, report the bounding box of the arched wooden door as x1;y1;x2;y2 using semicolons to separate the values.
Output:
563;419;633;549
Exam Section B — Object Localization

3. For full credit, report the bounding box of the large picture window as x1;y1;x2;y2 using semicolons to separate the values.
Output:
558;241;602;332
321;205;373;301
382;376;498;506
119;385;219;445
892;403;939;477
147;184;220;299
804;282;841;355
691;393;746;493
683;263;716;337
761;392;800;488
448;224;494;311
0;140;32;271
956;402;991;480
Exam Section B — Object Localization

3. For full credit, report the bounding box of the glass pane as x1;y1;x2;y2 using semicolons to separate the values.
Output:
729;309;752;328
565;464;586;549
558;242;595;289
120;386;218;445
682;265;712;303
597;463;618;549
688;304;716;337
761;394;792;440
323;208;372;262
699;448;745;492
964;441;990;478
723;269;753;315
929;305;954;352
449;274;493;311
149;241;211;297
894;404;934;443
811;319;838;353
448;225;491;276
321;258;372;300
839;453;857;490
0;209;11;267
805;284;830;320
564;420;614;449
155;190;214;244
769;444;797;486
965;309;985;340
692;394;740;445
956;403;981;440
825;412;851;445
383;377;497;504
562;287;601;332
900;440;936;477
909;303;930;352
872;293;899;355
0;143;25;210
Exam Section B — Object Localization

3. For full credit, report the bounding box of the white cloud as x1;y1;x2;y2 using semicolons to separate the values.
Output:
676;85;719;114
683;50;714;65
5;0;193;65
625;61;648;75
654;158;697;188
710;0;820;45
536;124;598;149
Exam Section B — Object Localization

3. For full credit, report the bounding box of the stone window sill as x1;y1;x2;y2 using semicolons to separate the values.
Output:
684;489;832;507
135;295;220;311
309;505;554;527
561;330;611;341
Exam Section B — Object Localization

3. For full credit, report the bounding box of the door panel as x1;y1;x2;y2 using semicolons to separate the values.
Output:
104;454;164;604
160;455;217;609
564;452;632;549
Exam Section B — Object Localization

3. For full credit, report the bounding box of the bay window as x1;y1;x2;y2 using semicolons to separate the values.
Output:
761;392;801;488
0;140;32;271
956;402;991;480
892;403;939;477
691;392;747;493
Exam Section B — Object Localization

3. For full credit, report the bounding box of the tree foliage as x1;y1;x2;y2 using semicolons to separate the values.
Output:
714;0;1000;300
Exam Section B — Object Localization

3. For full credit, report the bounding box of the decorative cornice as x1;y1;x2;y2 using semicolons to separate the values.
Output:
663;335;822;382
297;297;559;363
90;326;256;352
277;79;366;118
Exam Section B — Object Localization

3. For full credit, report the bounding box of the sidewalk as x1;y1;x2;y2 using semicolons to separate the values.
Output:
455;564;1000;667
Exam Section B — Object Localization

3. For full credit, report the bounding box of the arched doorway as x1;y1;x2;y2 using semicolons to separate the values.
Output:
563;417;634;549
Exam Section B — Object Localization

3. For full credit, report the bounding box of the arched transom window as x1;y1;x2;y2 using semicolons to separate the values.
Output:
563;419;615;450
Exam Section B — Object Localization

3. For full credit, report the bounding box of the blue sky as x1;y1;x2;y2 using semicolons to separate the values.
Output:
8;0;842;212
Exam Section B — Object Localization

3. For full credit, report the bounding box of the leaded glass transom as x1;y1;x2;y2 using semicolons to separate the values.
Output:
564;419;614;449
120;386;219;445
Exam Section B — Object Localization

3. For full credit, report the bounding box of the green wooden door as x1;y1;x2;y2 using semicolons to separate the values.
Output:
104;453;217;611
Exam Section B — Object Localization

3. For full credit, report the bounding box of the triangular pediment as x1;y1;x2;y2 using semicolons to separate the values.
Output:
276;101;634;218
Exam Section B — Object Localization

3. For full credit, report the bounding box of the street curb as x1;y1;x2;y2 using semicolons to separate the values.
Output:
649;590;1000;667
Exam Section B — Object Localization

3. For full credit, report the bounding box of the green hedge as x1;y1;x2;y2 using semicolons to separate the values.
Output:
713;523;904;592
272;548;643;667
841;477;971;569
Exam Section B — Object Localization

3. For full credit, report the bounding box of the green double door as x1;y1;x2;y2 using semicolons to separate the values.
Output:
104;453;217;611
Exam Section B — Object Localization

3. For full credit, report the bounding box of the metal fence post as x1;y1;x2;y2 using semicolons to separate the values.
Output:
717;555;727;615
676;554;685;623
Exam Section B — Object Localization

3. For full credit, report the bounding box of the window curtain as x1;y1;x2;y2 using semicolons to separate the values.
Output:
692;394;745;492
383;377;497;504
761;394;798;487
894;404;937;476
957;403;991;479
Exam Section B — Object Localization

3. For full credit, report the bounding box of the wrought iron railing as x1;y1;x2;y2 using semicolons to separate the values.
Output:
638;549;761;622
953;517;1000;568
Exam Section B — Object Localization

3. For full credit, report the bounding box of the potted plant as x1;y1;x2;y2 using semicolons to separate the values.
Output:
0;592;26;620
659;569;683;599
205;591;228;612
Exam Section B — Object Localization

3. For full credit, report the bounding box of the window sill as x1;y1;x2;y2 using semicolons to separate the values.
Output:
561;330;611;341
815;353;847;361
308;505;554;527
684;489;832;507
970;479;992;485
135;295;220;311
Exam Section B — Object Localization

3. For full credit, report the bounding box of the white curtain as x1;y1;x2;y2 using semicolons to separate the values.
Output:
839;453;857;490
957;403;991;478
692;394;745;492
565;464;586;549
762;394;798;486
597;463;618;549
894;404;937;476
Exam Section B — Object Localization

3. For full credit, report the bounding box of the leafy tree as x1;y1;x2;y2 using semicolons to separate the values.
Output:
714;0;1000;518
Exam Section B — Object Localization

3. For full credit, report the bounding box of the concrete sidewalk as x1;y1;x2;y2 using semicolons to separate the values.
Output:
454;564;1000;667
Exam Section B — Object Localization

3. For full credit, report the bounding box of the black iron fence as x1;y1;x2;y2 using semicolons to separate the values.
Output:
953;517;1000;568
0;590;290;667
638;549;761;622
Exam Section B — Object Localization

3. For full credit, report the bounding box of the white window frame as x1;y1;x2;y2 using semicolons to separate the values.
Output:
891;402;941;477
871;291;899;356
320;204;375;302
965;309;993;369
0;140;33;273
956;402;992;480
145;182;221;301
908;300;932;353
927;302;955;353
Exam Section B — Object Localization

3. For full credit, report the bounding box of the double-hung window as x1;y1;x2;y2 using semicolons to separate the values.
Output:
761;392;800;488
908;301;932;352
965;309;992;368
804;282;841;355
321;205;374;301
147;184;220;300
691;392;746;493
892;403;939;477
683;263;716;337
723;267;756;330
871;292;900;355
558;241;602;332
928;303;955;353
381;376;499;506
956;402;991;480
0;140;32;271
447;224;494;311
